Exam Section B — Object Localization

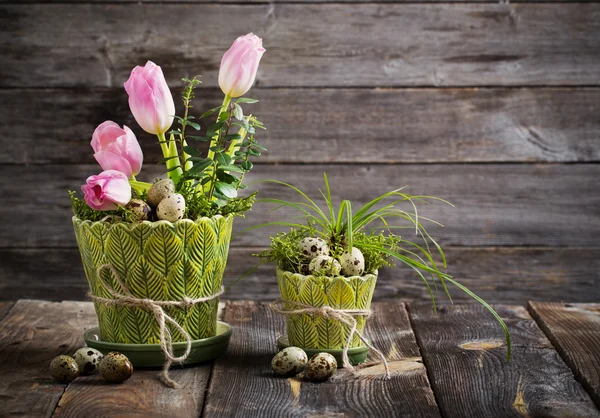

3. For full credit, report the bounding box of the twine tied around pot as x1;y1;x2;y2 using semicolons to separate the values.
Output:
90;264;224;388
270;299;391;379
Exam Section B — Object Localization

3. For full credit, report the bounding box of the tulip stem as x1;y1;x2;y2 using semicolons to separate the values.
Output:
129;180;152;194
157;132;183;184
203;94;232;195
206;94;232;162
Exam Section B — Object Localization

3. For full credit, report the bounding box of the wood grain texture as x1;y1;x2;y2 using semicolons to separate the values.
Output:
203;301;440;417
0;301;14;321
2;247;599;305
409;304;600;418
2;163;598;248
0;300;96;417
528;301;600;409
3;87;600;165
52;306;226;418
2;4;600;88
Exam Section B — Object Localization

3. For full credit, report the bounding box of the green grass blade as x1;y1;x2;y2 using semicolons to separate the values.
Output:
443;276;511;361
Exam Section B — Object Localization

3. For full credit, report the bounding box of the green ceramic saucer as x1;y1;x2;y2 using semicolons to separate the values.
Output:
84;321;232;367
277;336;369;366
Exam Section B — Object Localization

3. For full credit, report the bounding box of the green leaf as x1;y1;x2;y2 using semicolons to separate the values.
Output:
183;146;202;157
215;182;238;199
219;164;244;173
248;149;261;156
215;152;232;166
186;160;212;175
327;279;355;310
200;106;225;119
235;98;259;104
216;170;237;184
241;160;253;171
186;121;201;130
233;103;243;120
188;136;212;141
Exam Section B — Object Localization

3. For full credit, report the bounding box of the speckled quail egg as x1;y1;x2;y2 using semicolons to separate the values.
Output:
271;347;308;377
309;255;341;276
72;347;103;376
147;179;175;208
306;352;337;382
98;352;133;383
298;237;329;260
156;193;186;222
125;198;152;221
339;247;365;276
50;355;79;383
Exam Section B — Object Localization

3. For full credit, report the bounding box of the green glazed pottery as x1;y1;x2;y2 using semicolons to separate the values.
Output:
277;335;369;366
276;268;377;354
84;321;232;367
73;215;234;344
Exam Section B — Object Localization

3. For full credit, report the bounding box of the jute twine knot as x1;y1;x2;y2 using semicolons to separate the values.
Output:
90;264;224;388
270;299;391;379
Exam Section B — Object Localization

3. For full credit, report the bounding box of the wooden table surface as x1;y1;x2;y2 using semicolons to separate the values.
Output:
1;300;599;418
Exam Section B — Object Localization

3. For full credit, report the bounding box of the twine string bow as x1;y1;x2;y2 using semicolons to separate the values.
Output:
90;264;224;388
270;299;391;379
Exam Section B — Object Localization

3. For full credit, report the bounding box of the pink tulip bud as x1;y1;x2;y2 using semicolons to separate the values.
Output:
91;121;143;178
81;170;132;211
124;61;175;135
218;33;266;98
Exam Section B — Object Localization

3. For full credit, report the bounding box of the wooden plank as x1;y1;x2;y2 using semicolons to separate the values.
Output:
2;4;600;87
2;247;599;305
409;304;600;417
0;301;15;321
1;163;598;248
0;300;96;417
202;301;440;417
52;305;224;418
2;87;600;165
6;0;599;3
528;301;600;409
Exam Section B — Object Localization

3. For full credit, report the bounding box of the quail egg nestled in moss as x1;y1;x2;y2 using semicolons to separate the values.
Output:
147;179;175;208
99;352;133;383
306;352;337;382
72;347;103;376
126;198;152;221
298;237;329;260
50;355;79;383
339;247;365;276
271;347;308;377
309;255;341;276
156;193;186;222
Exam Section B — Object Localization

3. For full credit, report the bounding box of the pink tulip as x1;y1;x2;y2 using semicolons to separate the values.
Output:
218;33;266;98
91;121;143;178
81;170;131;211
124;61;175;135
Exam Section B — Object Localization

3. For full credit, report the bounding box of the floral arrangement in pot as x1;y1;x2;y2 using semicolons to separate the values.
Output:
70;34;266;387
253;174;510;376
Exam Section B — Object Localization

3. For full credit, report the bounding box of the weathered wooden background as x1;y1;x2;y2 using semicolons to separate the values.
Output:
0;1;598;304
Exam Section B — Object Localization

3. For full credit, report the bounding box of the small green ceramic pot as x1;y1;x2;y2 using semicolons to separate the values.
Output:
73;215;234;344
276;268;378;350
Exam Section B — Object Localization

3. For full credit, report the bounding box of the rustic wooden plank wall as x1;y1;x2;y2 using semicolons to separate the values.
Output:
0;0;598;303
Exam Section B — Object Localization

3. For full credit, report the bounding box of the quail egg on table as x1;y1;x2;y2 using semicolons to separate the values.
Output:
298;237;329;260
309;255;341;276
339;247;365;276
99;352;133;383
156;193;186;222
147;179;175;208
50;355;79;383
271;347;308;377
306;352;337;382
126;198;152;221
72;347;103;376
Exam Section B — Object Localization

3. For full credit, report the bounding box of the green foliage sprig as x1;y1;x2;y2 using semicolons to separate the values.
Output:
70;191;138;223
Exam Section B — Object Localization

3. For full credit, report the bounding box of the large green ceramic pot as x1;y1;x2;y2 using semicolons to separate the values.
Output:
276;269;377;349
73;215;234;344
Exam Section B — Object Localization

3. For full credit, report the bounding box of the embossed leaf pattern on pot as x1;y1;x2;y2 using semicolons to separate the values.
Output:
73;215;234;344
276;269;378;349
